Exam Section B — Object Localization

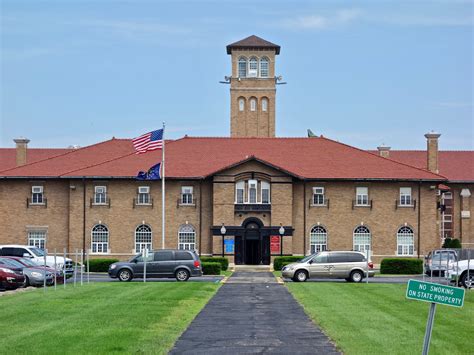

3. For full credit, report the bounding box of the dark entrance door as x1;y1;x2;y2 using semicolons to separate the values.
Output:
245;228;260;265
234;219;270;265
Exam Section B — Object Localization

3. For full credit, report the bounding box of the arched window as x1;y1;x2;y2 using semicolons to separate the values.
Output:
353;226;371;253
397;226;414;256
260;57;269;77
91;224;109;254
238;98;245;112
310;226;327;253
250;98;257;111
238;57;247;77
249;57;258;77
178;225;196;250
261;98;268;112
135;225;152;253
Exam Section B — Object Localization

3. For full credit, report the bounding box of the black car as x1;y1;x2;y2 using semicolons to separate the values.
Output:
108;249;203;282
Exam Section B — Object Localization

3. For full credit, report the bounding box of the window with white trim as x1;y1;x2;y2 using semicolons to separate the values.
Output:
178;225;196;250
135;225;152;253
310;226;327;253
248;57;258;77
94;186;107;204
28;231;46;249
235;181;245;203
261;98;268;112
235;180;270;204
353;226;371;253
260;57;269;77
91;224;109;254
137;186;150;205
399;187;412;206
181;186;194;205
397;226;414;256
261;181;270;204
250;98;256;111
31;186;44;204
238;57;247;77
248;180;257;203
312;187;325;205
356;187;369;206
238;98;245;111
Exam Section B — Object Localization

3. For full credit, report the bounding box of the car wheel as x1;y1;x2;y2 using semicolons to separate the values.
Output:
24;276;30;287
294;270;308;282
175;269;190;282
350;270;364;283
118;269;132;282
461;271;474;289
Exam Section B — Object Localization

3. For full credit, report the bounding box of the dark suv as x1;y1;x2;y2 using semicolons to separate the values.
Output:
108;249;203;282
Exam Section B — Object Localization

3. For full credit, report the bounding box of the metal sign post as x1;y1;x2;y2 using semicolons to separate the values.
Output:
422;303;436;355
143;249;148;283
87;249;90;284
366;249;370;284
74;249;78;287
80;249;83;286
63;248;67;289
43;248;47;292
54;249;57;290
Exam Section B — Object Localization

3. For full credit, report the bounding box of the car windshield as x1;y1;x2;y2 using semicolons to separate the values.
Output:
299;254;317;263
0;258;23;268
30;248;46;257
19;258;40;267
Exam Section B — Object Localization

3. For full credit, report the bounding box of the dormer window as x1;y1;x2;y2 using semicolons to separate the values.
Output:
238;57;247;77
235;179;271;204
31;186;44;204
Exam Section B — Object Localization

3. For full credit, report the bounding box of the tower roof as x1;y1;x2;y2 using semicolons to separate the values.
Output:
226;35;280;55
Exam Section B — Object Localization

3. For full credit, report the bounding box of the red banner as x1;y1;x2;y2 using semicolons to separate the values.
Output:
270;235;281;254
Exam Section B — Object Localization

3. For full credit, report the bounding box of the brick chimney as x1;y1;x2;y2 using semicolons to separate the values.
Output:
13;137;30;166
377;144;391;158
424;131;441;173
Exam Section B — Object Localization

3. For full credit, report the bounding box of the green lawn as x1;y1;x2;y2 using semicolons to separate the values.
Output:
0;283;219;354
288;283;472;355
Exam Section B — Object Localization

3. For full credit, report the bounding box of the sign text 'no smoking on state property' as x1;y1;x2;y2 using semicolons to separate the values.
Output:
406;279;465;307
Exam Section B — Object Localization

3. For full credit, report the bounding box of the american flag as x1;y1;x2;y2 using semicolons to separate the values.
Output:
132;129;164;154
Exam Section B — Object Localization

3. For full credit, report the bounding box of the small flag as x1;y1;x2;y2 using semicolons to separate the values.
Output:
136;163;161;180
132;129;163;154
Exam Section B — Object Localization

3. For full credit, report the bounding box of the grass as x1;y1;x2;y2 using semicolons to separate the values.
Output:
288;283;472;355
0;282;219;354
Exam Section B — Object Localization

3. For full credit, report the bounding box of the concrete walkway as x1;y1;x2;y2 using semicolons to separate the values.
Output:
169;271;340;354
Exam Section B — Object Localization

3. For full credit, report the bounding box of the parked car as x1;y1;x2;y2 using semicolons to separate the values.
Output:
424;249;458;276
108;249;203;282
1;256;63;286
0;245;74;277
281;251;374;282
448;259;474;288
0;264;25;291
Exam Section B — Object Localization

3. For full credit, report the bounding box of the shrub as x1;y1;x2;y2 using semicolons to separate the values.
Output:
380;258;423;274
202;262;222;275
200;257;229;271
273;256;304;271
86;258;119;272
442;238;462;249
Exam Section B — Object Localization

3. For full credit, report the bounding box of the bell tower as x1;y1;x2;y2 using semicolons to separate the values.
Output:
226;35;280;137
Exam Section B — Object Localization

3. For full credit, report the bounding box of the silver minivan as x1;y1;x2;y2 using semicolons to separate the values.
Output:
281;251;375;282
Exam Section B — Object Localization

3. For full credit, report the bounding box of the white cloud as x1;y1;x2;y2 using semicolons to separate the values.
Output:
283;9;363;30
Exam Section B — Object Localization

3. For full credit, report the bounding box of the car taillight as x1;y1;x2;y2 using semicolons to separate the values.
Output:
368;262;374;269
194;261;200;268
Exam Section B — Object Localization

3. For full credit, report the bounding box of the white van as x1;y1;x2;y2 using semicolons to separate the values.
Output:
0;245;74;277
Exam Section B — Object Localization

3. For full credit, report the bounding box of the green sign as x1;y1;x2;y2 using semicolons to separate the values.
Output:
406;279;465;308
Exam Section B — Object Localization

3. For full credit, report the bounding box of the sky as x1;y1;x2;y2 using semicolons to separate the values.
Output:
1;0;473;150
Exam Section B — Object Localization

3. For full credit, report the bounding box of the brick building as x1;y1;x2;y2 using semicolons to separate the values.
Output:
1;35;472;264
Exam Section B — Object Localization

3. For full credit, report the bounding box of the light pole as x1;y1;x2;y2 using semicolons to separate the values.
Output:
220;223;226;258
279;224;285;256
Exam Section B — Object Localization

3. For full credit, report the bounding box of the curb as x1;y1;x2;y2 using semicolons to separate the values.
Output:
275;277;284;284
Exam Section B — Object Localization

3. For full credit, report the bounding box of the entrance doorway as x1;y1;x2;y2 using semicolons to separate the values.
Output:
235;219;270;265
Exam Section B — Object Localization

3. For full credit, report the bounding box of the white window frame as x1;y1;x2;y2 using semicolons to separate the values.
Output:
91;224;109;254
135;225;152;253
137;186;151;205
181;186;194;205
310;226;327;253
397;226;414;256
312;187;325;206
178;225;196;250
356;187;369;206
261;98;268;112
250;98;256;111
353;226;371;253
248;180;257;203
399;187;412;206
238;98;245;111
28;230;46;249
259;57;269;77
94;186;107;205
248;57;258;77
261;181;271;204
31;186;44;204
235;181;245;204
238;57;247;78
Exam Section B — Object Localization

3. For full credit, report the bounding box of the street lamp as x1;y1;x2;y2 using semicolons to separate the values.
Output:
221;223;226;257
279;224;285;256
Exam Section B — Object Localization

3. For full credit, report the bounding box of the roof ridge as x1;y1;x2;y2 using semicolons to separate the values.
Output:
320;136;447;180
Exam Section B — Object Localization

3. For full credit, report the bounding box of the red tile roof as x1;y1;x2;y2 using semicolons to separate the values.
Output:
0;148;73;171
226;35;280;54
0;136;445;181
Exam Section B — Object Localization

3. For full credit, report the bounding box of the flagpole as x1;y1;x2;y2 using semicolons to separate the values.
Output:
162;122;166;249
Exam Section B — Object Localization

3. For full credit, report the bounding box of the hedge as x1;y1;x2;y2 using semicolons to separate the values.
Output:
202;262;222;275
200;257;229;271
273;256;303;271
380;258;423;274
442;238;462;249
86;258;119;272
